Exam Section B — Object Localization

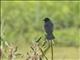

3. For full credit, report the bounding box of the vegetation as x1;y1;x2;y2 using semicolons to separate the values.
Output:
1;0;80;1
1;1;80;60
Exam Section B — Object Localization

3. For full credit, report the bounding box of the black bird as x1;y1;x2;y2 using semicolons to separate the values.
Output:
44;18;55;40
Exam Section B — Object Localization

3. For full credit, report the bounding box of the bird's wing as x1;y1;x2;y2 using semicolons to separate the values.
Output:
44;21;53;33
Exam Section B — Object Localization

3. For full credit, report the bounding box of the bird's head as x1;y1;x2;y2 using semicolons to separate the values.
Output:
43;18;50;22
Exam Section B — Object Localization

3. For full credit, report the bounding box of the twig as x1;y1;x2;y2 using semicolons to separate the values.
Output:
50;40;53;60
36;36;42;43
8;45;17;60
0;48;1;59
38;46;48;60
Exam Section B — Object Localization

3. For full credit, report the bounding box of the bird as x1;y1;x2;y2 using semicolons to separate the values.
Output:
43;18;55;40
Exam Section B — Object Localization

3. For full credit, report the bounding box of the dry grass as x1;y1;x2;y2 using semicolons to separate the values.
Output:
2;47;80;60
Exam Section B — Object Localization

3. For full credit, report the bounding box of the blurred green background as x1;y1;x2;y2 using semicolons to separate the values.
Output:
1;0;80;1
1;1;80;60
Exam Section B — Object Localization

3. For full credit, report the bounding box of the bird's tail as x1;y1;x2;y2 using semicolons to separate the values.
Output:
46;33;55;40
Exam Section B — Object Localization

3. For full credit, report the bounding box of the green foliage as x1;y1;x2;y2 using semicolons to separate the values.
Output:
1;2;80;47
54;28;80;47
1;0;80;1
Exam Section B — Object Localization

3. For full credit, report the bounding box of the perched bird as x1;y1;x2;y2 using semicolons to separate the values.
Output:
44;18;55;40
